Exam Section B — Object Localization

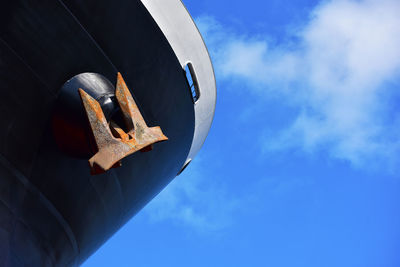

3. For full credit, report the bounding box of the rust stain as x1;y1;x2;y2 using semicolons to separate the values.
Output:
78;73;168;175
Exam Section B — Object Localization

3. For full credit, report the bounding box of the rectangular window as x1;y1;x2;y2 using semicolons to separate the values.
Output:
184;62;200;103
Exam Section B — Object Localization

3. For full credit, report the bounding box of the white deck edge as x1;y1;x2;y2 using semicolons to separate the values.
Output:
141;0;217;168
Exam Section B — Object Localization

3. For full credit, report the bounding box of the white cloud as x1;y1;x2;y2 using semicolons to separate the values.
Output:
143;159;238;233
197;0;400;168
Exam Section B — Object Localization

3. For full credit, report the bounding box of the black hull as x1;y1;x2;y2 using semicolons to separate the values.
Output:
0;0;195;266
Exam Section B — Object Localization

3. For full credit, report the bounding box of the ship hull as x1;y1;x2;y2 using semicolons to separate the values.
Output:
0;0;195;265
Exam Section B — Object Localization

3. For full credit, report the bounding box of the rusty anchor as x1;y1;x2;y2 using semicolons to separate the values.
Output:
78;72;168;175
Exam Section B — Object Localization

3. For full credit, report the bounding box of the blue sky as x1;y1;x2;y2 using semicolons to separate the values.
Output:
83;0;400;266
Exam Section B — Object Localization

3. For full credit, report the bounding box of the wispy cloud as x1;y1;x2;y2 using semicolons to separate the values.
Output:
144;159;239;233
144;0;400;233
197;0;400;168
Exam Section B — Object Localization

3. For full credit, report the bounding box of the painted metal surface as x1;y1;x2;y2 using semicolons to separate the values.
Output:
0;0;214;265
141;0;217;166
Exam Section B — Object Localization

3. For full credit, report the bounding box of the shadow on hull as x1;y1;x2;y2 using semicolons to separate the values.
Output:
0;0;195;265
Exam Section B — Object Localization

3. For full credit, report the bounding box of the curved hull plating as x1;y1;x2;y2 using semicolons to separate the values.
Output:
0;0;211;266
